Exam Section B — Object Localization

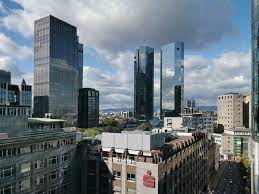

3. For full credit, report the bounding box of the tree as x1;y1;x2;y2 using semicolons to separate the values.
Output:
82;128;99;137
214;123;224;134
137;123;151;131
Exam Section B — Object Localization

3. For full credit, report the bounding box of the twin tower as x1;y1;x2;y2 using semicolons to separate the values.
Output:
134;42;184;120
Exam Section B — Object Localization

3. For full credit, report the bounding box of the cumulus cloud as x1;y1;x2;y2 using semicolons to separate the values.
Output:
3;0;234;52
0;0;249;109
185;51;251;106
0;33;32;59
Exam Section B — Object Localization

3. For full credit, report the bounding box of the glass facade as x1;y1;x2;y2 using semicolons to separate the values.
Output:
78;88;99;128
134;46;154;120
160;42;184;117
34;15;83;117
0;70;11;84
252;1;259;193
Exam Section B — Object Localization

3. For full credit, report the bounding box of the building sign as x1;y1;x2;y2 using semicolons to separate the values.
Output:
143;170;155;188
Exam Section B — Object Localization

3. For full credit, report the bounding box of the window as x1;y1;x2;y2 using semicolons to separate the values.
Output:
62;153;68;162
0;185;14;194
62;183;71;192
20;162;30;173
49;171;58;181
0;166;14;179
35;160;44;169
19;178;30;191
35;175;45;185
113;171;121;179
19;146;31;154
127;173;136;181
49;187;57;194
49;156;58;165
63;167;70;176
127;189;136;194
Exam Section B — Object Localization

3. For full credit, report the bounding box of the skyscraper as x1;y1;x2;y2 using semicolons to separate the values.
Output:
160;42;184;118
33;15;83;117
78;88;99;128
134;46;154;120
251;0;259;193
0;70;11;84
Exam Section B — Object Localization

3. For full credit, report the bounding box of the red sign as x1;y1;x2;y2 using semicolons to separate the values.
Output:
143;170;155;188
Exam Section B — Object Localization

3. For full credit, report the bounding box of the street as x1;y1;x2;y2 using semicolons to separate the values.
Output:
212;161;249;194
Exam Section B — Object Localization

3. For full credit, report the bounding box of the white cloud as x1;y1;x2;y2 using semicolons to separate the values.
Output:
3;0;234;51
0;33;32;59
185;51;251;106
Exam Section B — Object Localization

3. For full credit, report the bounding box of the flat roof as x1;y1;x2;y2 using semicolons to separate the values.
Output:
28;118;66;123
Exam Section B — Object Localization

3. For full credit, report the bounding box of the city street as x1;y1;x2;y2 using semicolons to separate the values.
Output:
212;161;249;194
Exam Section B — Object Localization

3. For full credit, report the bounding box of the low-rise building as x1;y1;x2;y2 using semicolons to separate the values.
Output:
78;130;209;194
221;127;251;159
28;118;65;132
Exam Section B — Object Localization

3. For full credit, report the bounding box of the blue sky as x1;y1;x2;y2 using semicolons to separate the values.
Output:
0;0;251;109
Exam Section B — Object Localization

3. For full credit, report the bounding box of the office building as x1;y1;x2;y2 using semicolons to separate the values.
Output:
33;15;83;118
187;99;195;109
28;117;65;133
20;79;32;107
0;70;11;84
134;46;154;120
251;0;259;193
217;93;243;130
78;131;209;194
0;72;32;137
160;42;184;118
243;94;252;129
221;127;251;159
0;132;79;194
78;88;99;128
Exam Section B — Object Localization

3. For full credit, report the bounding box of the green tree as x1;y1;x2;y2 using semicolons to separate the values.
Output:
82;128;99;137
137;123;151;131
214;123;224;134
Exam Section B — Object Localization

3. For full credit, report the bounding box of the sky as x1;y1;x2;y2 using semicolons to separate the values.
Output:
0;0;251;110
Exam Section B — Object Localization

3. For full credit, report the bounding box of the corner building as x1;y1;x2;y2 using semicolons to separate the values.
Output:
34;15;83;117
78;131;208;194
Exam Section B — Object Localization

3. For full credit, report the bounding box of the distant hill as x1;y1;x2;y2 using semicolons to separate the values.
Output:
198;106;217;112
101;105;217;113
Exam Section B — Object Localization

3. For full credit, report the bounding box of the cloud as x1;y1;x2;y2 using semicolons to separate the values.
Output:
3;0;235;52
0;32;32;59
185;51;251;105
1;0;249;109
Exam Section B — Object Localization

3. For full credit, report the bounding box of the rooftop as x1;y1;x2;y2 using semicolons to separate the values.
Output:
28;118;66;123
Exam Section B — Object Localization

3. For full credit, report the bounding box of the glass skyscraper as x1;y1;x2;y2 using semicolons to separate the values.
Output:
33;15;83;117
252;1;259;193
160;42;184;118
134;46;154;120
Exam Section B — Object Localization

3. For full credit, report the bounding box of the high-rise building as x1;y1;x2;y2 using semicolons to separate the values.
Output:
33;15;83;118
160;42;184;118
217;93;243;130
187;99;195;109
20;79;32;107
251;0;259;193
134;46;154;120
0;70;11;84
78;88;99;128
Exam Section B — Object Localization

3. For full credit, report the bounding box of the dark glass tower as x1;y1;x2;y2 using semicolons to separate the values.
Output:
160;42;184;118
0;70;11;84
134;46;154;120
78;88;99;128
33;15;83;117
252;1;259;193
